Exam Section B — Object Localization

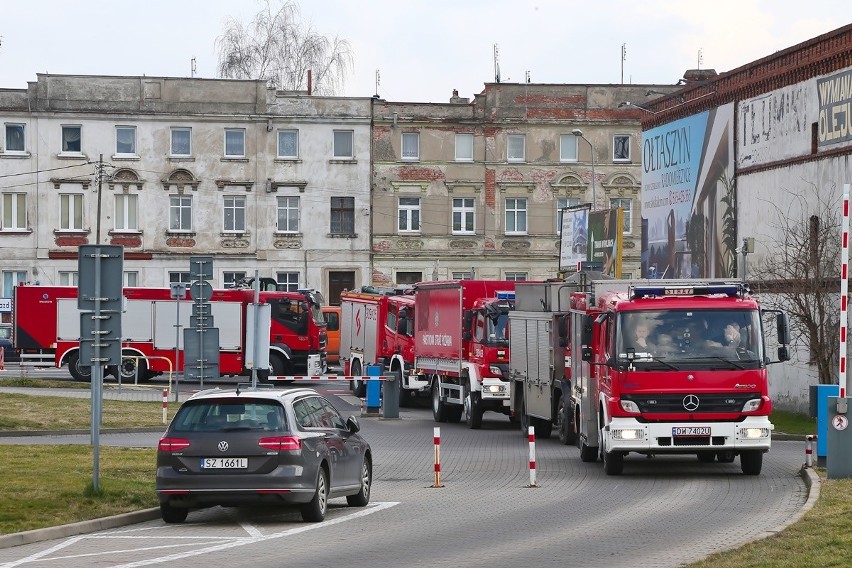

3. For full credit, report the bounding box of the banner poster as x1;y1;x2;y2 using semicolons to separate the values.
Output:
558;205;590;271
640;103;736;279
588;208;624;277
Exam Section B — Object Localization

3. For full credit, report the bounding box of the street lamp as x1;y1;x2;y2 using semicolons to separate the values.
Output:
572;129;596;210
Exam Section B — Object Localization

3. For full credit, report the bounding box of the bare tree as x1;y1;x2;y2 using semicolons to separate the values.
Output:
216;0;353;95
753;180;842;384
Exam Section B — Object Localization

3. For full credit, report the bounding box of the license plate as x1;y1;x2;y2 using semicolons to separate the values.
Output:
672;427;710;436
201;457;248;469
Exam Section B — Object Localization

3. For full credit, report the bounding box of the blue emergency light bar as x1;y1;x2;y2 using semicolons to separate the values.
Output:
630;283;743;299
496;291;515;300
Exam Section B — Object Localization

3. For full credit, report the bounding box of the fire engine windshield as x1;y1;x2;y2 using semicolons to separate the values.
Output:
616;309;764;369
269;298;323;335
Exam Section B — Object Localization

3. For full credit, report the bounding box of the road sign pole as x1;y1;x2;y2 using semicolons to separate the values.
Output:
91;246;102;493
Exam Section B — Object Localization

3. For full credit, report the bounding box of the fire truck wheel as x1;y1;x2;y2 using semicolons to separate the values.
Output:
601;436;624;475
392;368;408;408
67;351;92;382
431;378;449;422
463;388;483;429
270;353;291;380
557;401;576;446
740;450;763;475
534;417;552;439
696;451;717;463
519;397;530;434
351;361;366;397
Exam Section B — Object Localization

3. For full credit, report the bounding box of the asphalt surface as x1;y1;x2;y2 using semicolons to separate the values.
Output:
0;383;817;568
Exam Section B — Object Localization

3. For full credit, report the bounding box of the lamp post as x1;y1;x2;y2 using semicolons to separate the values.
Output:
572;129;596;211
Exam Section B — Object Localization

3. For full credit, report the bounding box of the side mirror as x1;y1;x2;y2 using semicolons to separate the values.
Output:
581;314;593;345
463;310;474;334
557;315;569;340
346;415;361;433
777;346;790;362
776;312;790;345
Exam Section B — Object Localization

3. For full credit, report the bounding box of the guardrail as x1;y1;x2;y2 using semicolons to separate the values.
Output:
18;353;55;367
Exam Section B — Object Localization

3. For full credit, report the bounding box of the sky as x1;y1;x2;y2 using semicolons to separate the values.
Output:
1;1;848;103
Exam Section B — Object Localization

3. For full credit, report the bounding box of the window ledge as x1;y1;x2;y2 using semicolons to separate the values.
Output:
111;154;141;161
221;157;249;163
220;232;250;237
328;158;356;164
274;232;302;237
327;233;357;238
0;228;33;235
53;229;89;236
168;156;195;162
165;231;196;237
108;229;143;235
57;152;87;160
0;151;31;159
274;158;302;164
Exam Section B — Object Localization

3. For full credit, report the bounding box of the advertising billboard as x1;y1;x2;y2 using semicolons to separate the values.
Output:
559;206;623;277
641;103;736;279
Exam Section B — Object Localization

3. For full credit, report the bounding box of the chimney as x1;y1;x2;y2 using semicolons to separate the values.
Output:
307;69;312;95
449;89;470;104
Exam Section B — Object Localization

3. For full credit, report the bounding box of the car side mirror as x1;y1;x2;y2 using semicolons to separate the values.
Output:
346;415;361;433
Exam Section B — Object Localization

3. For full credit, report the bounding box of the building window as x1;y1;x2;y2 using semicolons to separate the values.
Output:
277;272;300;291
560;134;578;162
455;133;473;161
3;271;28;296
170;128;191;156
115;126;137;155
396;272;422;285
452;197;475;234
402;132;419;161
330;197;355;234
333;130;354;159
2;193;26;230
613;135;630;161
223;196;246;232
169;272;192;284
398;197;420;233
505;272;528;281
556;197;581;234
114;194;138;231
507;134;525;162
276;196;300;233
278;130;298;158
505;198;527;235
611;197;633;233
60;194;83;230
225;129;246;157
59;272;79;286
124;271;139;287
4;124;25;153
223;271;247;287
61;126;82;153
169;195;192;231
452;271;473;280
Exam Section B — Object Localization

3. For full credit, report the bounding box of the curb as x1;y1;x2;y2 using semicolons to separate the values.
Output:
0;508;161;549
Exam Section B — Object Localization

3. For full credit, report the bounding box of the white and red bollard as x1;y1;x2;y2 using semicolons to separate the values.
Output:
162;389;168;424
528;426;539;487
432;427;443;487
805;435;817;468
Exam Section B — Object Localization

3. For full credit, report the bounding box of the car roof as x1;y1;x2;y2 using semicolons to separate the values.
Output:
184;385;320;404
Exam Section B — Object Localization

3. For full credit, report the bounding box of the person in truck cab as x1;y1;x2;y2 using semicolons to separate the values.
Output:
632;322;656;353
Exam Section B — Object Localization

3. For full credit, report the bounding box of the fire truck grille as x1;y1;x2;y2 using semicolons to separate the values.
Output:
624;393;760;414
658;436;727;447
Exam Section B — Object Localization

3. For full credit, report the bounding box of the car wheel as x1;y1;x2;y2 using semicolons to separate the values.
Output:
463;386;483;430
301;466;329;522
347;457;372;507
160;502;188;524
431;377;449;422
351;360;365;398
67;351;92;382
557;400;576;446
740;450;763;475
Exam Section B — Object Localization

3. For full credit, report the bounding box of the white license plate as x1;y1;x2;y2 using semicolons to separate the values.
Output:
201;457;248;469
672;427;710;436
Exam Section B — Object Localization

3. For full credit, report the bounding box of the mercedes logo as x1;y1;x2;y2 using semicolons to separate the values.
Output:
218;441;229;452
683;394;700;412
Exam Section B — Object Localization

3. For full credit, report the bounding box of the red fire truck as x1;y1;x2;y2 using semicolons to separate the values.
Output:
414;280;516;429
568;278;790;475
12;283;327;382
339;286;426;405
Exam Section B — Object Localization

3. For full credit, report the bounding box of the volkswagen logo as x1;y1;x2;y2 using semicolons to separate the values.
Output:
682;394;700;412
218;441;229;452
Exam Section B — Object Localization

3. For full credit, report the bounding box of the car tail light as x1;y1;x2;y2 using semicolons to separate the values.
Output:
158;437;191;452
258;435;301;451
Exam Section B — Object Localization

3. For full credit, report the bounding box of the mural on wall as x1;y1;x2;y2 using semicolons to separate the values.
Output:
640;103;736;279
817;67;852;147
559;205;623;277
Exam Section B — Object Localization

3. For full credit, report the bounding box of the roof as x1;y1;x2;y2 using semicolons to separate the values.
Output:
185;386;319;403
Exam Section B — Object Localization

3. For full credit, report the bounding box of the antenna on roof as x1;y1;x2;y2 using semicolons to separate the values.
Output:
191;57;196;78
493;44;501;83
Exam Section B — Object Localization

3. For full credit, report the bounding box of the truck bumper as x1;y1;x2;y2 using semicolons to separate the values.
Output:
480;378;511;407
606;416;773;453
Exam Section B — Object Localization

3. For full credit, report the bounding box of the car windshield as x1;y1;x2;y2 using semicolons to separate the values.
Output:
616;309;764;370
169;398;288;433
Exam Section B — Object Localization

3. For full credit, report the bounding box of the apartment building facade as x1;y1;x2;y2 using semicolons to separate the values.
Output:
370;83;678;285
0;75;373;305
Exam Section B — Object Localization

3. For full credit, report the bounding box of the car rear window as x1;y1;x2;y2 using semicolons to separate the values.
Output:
170;398;288;433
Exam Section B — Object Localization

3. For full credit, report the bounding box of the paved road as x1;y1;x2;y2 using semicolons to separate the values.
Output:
0;384;810;568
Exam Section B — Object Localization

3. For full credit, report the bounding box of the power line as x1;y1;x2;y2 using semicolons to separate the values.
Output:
0;161;93;179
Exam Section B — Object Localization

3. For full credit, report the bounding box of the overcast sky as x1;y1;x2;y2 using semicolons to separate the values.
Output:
1;1;847;103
